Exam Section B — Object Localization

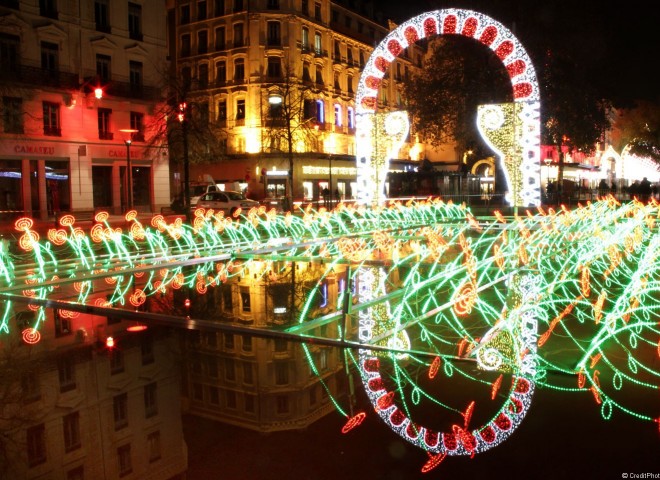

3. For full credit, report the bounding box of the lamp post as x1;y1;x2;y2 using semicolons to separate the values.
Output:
178;101;191;223
120;128;139;211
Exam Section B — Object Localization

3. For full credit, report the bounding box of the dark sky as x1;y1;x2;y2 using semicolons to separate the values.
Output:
375;0;657;104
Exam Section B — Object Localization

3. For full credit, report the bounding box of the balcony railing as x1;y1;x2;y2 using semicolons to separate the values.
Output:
98;131;114;140
43;126;61;137
105;81;162;100
0;64;78;89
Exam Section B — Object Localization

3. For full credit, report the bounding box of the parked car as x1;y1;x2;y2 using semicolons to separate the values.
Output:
189;183;219;207
195;191;259;216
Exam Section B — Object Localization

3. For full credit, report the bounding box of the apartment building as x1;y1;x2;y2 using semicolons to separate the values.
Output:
169;0;434;203
0;0;171;219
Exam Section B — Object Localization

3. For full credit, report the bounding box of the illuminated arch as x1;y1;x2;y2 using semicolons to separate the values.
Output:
355;9;541;207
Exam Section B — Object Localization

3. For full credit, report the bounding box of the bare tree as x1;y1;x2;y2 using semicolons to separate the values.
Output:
260;60;320;211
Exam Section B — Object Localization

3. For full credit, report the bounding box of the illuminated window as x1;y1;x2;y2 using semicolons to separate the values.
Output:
235;98;245;119
315;99;324;124
301;26;309;50
347;107;354;129
217;99;227;121
240;287;251;312
334;104;342;126
314;32;321;55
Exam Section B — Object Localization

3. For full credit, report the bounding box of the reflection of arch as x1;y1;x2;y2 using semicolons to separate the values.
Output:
472;157;496;199
355;9;540;206
471;157;495;176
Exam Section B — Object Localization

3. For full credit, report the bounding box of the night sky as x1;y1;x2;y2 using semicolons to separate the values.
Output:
375;0;657;105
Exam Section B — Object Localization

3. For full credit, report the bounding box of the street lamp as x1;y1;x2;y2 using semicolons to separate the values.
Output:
120;128;139;211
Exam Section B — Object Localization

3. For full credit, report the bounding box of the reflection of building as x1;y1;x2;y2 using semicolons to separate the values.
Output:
2;306;186;479
0;1;170;219
179;260;348;432
169;0;448;203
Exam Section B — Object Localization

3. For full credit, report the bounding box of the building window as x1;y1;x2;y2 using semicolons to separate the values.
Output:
242;335;252;352
2;96;22;134
21;371;40;403
331;8;339;22
347;107;354;129
240;286;250;312
275;362;288;385
301;0;308;15
235;98;245;120
214;0;224;16
113;393;128;430
276;395;289;414
180;4;190;24
267;0;279;9
144;382;158;418
207;357;218;377
39;0;58;18
224;333;234;349
274;338;287;352
129;61;142;91
109;349;124;375
43;101;61;136
128;3;142;40
63;411;81;452
267;56;281;78
117;444;132;477
344;15;351;29
233;0;243;12
97;108;113;140
347;48;353;64
334;104;342;127
181;66;192;89
333;71;340;90
147;431;161;463
58;355;75;392
40;41;58;75
245;394;255;413
209;386;220;405
226;390;237;408
130;112;144;141
243;362;253;384
315;65;323;85
197;0;207;20
315;99;324;124
266;21;280;46
198;30;208;54
54;309;72;337
215;61;226;85
214;26;225;50
301;26;309;50
233;23;244;47
181;34;191;57
347;74;353;94
27;424;46;467
222;285;233;311
141;334;154;365
96;54;111;82
206;332;217;348
314;2;321;20
217;99;227;121
94;0;110;32
0;33;19;73
198;63;209;88
234;58;244;81
333;40;340;59
224;358;235;381
314;32;321;55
